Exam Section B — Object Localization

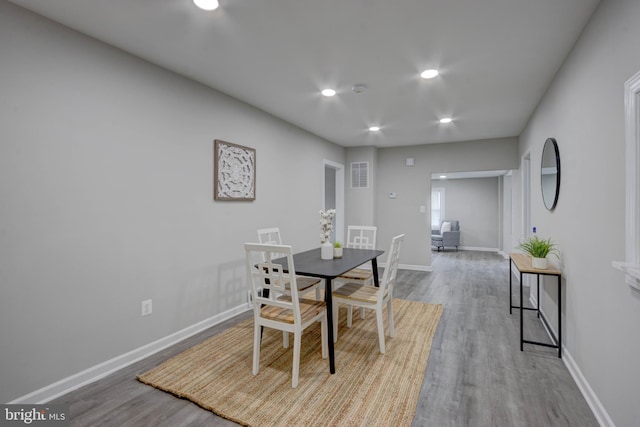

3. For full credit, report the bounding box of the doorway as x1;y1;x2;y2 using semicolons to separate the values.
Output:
430;170;509;252
323;160;345;243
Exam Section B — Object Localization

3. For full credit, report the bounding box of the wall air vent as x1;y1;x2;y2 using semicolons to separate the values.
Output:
351;162;369;189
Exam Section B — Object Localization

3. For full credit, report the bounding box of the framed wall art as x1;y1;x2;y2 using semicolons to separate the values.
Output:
214;139;256;201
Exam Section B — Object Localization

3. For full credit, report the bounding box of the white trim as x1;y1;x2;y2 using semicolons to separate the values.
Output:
458;246;500;252
323;159;345;243
9;304;250;404
521;152;531;240
379;262;432;272
399;263;432;272
613;69;640;290
563;349;616;427
523;297;614;427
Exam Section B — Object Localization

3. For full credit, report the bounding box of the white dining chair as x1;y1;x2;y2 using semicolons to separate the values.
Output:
257;227;323;293
257;227;323;348
335;225;377;319
245;243;328;388
332;234;404;354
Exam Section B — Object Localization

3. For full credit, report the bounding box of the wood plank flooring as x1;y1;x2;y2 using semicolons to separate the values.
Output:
52;250;598;426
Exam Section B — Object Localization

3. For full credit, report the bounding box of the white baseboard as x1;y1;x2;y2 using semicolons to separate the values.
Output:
9;303;251;404
562;349;615;427
527;296;614;427
377;262;431;272
399;263;432;272
458;246;500;252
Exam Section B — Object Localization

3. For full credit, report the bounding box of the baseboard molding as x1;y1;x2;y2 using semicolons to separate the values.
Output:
9;303;251;404
377;262;432;272
458;246;500;252
528;297;614;427
399;263;432;272
562;349;615;427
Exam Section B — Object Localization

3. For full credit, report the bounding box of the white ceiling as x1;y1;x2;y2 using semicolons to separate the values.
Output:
8;0;600;148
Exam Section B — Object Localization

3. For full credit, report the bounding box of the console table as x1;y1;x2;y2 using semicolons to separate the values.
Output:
509;253;562;358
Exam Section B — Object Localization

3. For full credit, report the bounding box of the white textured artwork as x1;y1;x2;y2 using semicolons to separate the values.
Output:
214;140;256;201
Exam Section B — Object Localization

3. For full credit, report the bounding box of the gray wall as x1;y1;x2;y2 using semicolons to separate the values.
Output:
433;177;500;249
501;173;513;254
345;146;377;229
375;138;519;268
517;0;640;425
0;2;344;403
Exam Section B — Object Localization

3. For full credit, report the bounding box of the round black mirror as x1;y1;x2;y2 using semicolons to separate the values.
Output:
541;138;560;210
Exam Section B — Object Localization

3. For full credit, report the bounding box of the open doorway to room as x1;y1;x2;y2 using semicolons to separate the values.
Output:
323;160;345;243
430;170;513;255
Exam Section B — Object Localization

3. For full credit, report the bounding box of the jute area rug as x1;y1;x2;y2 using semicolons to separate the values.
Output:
137;299;443;427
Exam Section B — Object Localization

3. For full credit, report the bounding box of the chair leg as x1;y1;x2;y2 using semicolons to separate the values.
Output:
283;331;289;348
292;332;302;388
387;299;395;338
376;309;386;354
360;307;365;319
333;303;339;343
253;324;261;375
347;305;353;327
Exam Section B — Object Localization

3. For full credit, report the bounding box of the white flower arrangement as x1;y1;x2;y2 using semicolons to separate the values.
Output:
319;209;336;243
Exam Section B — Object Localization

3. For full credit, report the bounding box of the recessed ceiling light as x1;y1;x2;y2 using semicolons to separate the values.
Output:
369;126;381;132
439;117;452;124
440;175;447;179
193;0;219;10
352;84;367;94
420;69;439;79
321;88;336;97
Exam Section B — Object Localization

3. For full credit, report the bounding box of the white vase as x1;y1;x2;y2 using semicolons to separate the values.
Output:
532;256;548;269
321;241;333;260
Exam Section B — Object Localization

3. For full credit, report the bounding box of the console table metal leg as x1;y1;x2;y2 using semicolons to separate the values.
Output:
537;275;540;318
558;275;562;358
520;271;524;351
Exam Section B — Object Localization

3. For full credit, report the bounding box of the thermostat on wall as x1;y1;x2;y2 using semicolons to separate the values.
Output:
389;192;397;199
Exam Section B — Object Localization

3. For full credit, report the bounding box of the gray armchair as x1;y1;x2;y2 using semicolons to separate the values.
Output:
431;220;460;251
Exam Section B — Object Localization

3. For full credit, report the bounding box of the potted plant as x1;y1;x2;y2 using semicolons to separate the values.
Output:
333;241;343;259
518;235;558;269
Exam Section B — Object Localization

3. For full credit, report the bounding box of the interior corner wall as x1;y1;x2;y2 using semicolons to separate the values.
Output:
517;0;640;425
376;138;519;269
0;1;344;403
345;146;377;228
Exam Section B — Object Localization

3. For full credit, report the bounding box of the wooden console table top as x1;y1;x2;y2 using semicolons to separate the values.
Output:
509;253;561;275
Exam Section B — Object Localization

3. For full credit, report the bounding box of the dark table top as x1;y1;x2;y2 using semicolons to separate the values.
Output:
273;247;384;279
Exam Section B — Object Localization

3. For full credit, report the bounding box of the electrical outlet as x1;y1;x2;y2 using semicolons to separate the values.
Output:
141;299;152;316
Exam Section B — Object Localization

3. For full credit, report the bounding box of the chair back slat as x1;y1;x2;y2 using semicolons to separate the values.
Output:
257;227;289;260
378;234;404;302
257;227;282;245
346;225;377;250
245;243;301;324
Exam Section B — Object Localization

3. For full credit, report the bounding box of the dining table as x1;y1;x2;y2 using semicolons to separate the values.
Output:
273;247;384;374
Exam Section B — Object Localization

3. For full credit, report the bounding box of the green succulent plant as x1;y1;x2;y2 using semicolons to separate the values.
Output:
333;241;342;248
518;235;559;258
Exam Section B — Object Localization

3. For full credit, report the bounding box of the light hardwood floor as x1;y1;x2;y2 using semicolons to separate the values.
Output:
52;250;598;426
